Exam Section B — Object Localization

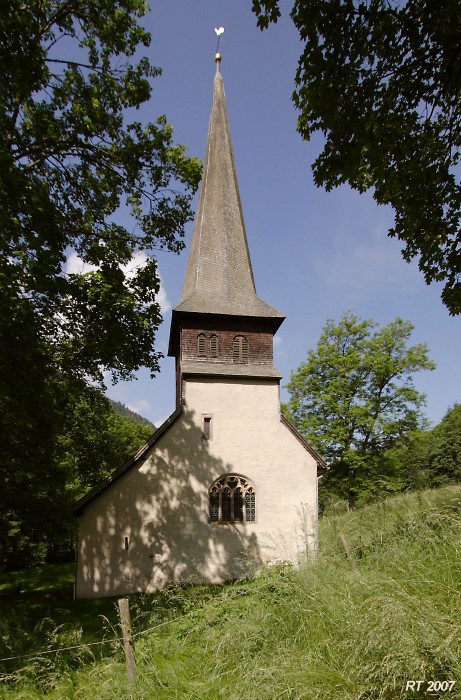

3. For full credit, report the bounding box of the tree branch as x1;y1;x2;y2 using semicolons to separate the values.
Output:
39;0;84;37
5;95;23;150
45;57;122;78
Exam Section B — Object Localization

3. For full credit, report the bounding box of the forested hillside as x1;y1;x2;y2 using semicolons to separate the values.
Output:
1;388;154;571
109;401;155;429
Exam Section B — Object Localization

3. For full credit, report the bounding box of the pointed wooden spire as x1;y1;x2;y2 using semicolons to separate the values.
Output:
173;60;284;324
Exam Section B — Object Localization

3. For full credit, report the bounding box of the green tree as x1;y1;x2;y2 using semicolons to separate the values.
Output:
384;428;433;493
252;0;461;314
59;386;153;497
390;404;461;491
0;0;201;391
110;399;155;428
285;313;435;509
0;303;67;569
426;404;461;486
1;381;154;569
0;1;200;567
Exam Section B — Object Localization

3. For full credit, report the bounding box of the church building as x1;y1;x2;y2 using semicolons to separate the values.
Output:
72;55;326;599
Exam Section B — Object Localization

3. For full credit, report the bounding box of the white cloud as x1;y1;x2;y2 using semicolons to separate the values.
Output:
156;278;172;315
120;252;172;314
127;399;152;417
65;251;99;275
120;250;148;279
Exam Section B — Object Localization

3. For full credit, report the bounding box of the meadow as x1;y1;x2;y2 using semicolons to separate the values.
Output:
1;484;461;699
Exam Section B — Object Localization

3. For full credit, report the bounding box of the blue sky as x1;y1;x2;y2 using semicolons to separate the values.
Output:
105;0;460;428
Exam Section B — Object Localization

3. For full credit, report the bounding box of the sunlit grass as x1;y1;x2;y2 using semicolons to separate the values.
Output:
1;485;461;698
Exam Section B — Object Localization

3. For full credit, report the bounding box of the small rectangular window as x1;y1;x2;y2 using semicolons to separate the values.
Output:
124;536;129;551
203;416;212;440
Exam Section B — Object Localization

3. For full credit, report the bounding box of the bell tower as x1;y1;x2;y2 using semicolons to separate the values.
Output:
168;55;285;406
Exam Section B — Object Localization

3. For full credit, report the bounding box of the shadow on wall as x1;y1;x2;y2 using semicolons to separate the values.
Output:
77;409;262;597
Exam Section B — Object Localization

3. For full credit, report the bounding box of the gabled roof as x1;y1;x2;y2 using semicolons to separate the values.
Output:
72;406;326;518
173;59;284;323
72;406;184;516
280;414;328;469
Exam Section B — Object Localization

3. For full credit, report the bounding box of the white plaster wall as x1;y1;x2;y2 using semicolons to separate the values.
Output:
184;376;318;563
75;377;318;599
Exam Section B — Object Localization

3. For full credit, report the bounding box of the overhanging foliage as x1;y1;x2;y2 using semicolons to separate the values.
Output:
253;0;461;314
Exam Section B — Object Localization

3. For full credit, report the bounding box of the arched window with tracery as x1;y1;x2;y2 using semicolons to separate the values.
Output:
209;474;255;523
233;335;249;363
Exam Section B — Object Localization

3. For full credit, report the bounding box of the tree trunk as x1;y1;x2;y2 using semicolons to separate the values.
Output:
348;468;356;510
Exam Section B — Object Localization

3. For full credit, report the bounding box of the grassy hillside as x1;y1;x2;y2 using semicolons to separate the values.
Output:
1;485;461;698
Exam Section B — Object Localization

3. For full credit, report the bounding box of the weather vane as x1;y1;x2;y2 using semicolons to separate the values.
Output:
214;26;224;62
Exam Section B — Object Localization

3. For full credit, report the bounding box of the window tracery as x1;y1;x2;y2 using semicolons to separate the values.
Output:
209;474;255;523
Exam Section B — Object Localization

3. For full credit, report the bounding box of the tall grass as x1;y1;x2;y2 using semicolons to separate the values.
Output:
1;485;461;698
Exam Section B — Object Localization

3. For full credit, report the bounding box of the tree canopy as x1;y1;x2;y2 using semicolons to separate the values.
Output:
0;0;201;390
252;0;461;315
389;403;461;491
0;1;200;566
284;312;435;508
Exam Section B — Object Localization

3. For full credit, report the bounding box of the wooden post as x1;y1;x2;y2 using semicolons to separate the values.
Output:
118;597;136;683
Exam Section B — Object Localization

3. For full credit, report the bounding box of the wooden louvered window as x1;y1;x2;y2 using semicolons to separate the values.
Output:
209;474;255;523
209;334;218;357
197;333;207;356
233;335;249;363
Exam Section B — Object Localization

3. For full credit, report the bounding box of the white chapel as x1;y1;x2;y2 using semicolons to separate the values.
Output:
72;55;326;599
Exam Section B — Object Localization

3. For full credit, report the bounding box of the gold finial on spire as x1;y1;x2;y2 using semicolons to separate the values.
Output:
214;26;224;63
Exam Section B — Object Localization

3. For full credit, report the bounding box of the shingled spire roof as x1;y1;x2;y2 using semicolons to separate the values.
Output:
172;58;284;325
